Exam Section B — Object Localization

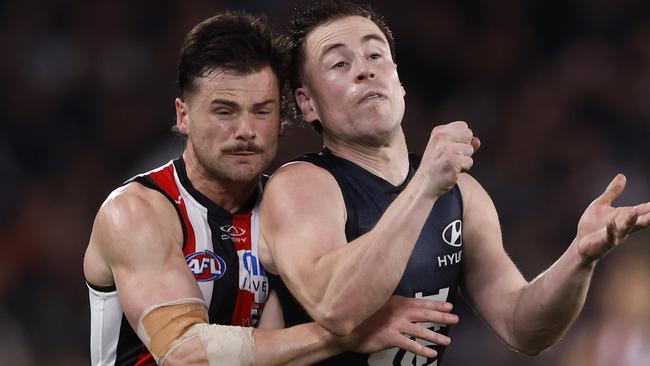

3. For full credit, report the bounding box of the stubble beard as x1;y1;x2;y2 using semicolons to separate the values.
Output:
194;144;274;185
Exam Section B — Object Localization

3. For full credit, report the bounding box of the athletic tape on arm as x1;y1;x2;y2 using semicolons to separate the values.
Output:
136;298;255;365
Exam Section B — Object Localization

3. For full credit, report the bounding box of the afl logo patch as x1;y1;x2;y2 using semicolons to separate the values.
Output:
186;250;226;281
442;220;462;247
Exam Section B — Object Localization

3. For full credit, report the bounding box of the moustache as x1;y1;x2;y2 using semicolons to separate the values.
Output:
222;144;264;154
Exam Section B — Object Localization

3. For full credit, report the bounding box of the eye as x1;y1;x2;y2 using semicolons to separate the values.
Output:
369;53;381;60
256;109;271;115
332;61;348;69
214;109;233;117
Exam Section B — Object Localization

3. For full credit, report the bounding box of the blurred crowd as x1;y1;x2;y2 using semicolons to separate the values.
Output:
1;0;648;365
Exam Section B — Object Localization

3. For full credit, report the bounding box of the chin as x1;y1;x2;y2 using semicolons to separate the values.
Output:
234;158;273;181
362;115;398;132
228;165;265;183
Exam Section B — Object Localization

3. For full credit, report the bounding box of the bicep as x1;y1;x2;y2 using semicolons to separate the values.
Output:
96;188;203;329
260;164;348;306
458;174;527;329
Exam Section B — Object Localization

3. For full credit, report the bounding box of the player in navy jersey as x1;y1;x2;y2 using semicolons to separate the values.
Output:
83;10;455;366
257;1;650;365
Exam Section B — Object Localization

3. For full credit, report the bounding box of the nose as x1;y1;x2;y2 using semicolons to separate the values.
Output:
234;115;255;141
355;60;375;82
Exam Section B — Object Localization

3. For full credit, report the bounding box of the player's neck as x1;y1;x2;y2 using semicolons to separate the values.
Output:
325;128;409;186
182;151;258;213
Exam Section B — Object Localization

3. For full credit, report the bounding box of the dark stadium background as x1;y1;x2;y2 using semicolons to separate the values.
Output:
1;0;649;364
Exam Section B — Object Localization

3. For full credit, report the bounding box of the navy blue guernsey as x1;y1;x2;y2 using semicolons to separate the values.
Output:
269;148;464;365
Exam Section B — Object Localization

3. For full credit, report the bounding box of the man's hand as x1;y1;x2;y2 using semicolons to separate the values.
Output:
418;121;481;198
576;174;650;263
338;296;459;359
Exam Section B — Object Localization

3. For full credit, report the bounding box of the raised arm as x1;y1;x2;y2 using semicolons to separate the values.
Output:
458;173;650;355
260;121;478;335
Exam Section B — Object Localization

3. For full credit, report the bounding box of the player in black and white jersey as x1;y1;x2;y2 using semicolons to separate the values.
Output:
83;10;455;366
258;1;650;365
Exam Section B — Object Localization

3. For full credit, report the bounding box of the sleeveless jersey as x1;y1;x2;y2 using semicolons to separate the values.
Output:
88;157;269;366
269;148;464;366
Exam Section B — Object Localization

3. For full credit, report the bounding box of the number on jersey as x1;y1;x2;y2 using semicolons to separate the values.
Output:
367;287;450;366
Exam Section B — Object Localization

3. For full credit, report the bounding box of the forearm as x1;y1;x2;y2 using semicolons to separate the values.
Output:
164;323;343;366
254;323;343;366
310;174;438;333
509;240;596;354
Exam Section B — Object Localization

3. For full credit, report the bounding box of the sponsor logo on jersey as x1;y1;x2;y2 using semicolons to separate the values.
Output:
220;224;246;236
238;250;269;303
242;251;266;276
442;219;462;247
186;250;226;281
249;302;263;327
220;224;247;241
437;250;462;268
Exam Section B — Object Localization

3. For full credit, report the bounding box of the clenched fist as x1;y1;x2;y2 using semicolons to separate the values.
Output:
416;121;481;198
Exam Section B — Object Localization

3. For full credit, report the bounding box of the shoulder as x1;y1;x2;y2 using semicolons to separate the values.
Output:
456;173;499;219
260;161;346;228
262;161;346;214
265;161;340;195
457;173;487;199
100;182;176;230
90;182;183;264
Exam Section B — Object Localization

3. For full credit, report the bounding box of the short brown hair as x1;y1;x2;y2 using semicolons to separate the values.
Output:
287;1;396;132
178;11;291;119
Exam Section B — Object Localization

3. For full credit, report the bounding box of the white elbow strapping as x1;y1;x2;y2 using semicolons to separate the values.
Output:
193;323;255;366
136;298;255;366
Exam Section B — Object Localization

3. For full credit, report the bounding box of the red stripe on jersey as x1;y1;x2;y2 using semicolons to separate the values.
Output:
232;289;256;326
148;163;197;253
230;212;255;326
134;345;155;366
232;212;252;252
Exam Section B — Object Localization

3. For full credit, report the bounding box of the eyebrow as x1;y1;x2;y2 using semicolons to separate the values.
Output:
211;99;238;108
361;33;387;46
252;99;277;108
210;99;277;108
320;33;387;58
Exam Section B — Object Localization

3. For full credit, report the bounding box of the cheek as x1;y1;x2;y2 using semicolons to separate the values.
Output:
195;122;230;148
254;116;280;140
387;66;401;85
264;123;281;145
319;75;350;100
